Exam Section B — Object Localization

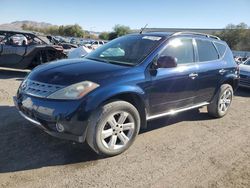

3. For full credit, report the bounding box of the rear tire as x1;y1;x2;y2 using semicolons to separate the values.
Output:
86;100;140;156
207;84;233;118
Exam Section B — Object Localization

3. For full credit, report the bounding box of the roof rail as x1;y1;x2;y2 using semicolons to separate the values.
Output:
172;31;221;40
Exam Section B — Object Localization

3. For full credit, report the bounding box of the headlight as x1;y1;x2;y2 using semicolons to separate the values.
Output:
47;81;99;100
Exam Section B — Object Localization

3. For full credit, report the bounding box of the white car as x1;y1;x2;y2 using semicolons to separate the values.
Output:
85;40;106;50
67;46;92;59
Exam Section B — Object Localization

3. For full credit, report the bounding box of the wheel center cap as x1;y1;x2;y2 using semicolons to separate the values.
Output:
114;124;123;133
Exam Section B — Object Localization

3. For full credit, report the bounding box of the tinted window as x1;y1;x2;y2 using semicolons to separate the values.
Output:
214;42;226;57
196;39;219;62
161;38;194;64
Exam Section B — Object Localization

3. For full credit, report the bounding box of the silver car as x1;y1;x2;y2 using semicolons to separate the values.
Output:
239;58;250;88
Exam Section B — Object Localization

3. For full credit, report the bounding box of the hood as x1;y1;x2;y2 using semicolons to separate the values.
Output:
239;64;250;74
28;58;131;86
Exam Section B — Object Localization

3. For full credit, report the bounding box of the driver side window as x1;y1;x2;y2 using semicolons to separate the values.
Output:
4;34;27;46
160;38;195;65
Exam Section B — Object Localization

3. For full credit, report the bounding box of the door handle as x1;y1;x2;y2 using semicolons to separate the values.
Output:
219;69;226;75
189;73;198;79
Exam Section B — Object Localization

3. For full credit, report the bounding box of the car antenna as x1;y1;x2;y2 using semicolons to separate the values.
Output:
140;24;148;34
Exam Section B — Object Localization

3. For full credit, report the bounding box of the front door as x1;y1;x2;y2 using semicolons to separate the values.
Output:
0;34;27;67
147;37;199;116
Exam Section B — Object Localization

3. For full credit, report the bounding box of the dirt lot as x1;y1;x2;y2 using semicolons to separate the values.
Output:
0;68;250;188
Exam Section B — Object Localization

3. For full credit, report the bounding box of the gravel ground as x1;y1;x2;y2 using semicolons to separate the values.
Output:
0;68;250;188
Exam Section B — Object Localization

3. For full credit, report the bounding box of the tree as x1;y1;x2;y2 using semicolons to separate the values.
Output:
108;32;118;40
58;25;65;36
99;25;131;40
113;24;131;37
63;24;85;37
216;22;250;51
21;23;28;30
99;32;109;40
21;23;85;37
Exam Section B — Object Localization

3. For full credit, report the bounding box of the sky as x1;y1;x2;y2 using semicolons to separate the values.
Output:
1;0;250;32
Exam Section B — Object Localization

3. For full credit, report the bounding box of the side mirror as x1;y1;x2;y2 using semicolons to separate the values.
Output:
156;56;177;68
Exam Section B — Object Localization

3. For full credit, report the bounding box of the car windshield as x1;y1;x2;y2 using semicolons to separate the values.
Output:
85;35;164;66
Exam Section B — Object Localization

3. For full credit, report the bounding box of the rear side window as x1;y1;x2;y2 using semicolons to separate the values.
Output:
161;38;194;64
214;42;227;57
196;39;219;62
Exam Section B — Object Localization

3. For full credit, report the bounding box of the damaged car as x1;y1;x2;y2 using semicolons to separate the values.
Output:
47;35;78;55
0;30;66;69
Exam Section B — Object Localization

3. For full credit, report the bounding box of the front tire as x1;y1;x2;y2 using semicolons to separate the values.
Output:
207;84;233;118
86;100;140;156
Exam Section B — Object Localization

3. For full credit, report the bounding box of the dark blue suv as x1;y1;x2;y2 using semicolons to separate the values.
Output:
14;32;239;156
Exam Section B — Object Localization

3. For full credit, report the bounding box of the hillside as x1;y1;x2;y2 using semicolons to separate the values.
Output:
0;20;57;30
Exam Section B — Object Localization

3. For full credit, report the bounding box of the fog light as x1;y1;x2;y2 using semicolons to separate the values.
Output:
56;122;65;132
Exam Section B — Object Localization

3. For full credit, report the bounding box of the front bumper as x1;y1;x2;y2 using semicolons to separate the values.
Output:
13;95;89;143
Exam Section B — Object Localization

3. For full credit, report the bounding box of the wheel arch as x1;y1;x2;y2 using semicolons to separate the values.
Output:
85;86;148;129
210;74;238;103
101;92;148;129
27;46;65;68
220;74;239;91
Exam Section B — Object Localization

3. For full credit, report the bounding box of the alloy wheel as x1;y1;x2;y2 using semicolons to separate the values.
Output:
219;88;232;113
101;111;135;150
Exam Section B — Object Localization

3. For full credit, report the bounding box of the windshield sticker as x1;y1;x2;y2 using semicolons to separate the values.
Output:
142;36;162;41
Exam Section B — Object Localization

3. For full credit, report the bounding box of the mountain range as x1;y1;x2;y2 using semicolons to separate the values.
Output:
0;21;58;30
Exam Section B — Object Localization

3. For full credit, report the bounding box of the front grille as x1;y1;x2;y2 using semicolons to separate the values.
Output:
22;79;64;98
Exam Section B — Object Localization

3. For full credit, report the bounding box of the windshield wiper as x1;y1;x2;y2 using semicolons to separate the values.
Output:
86;57;110;64
107;60;134;67
86;57;134;67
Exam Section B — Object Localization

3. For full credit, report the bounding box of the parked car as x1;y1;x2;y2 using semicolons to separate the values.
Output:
234;56;248;64
70;38;77;45
85;40;106;50
79;39;91;46
239;58;250;88
14;32;239;156
67;45;92;59
47;35;78;55
0;30;66;69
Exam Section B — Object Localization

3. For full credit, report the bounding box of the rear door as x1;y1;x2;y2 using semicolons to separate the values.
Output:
0;34;27;67
148;37;199;115
194;39;226;103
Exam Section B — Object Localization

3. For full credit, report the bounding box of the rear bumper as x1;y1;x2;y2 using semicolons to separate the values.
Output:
13;95;89;143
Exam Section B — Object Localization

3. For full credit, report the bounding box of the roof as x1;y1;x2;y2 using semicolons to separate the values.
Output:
129;32;172;38
131;31;221;41
141;28;224;34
